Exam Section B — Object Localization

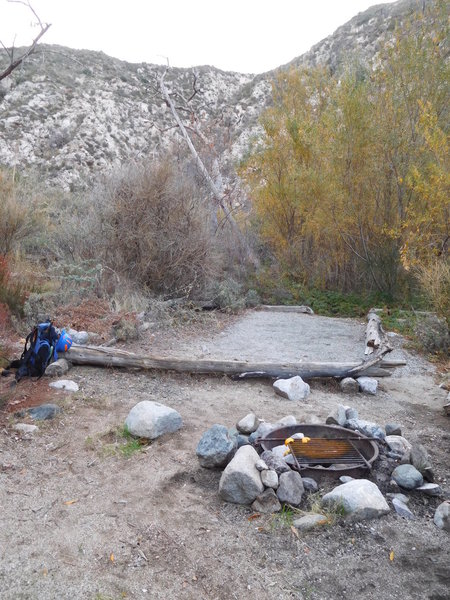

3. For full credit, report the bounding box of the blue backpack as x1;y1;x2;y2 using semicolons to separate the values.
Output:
15;321;60;382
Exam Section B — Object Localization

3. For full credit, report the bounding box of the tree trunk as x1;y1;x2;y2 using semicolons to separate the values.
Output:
365;311;385;355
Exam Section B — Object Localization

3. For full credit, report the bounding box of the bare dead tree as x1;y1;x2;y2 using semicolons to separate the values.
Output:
0;0;51;81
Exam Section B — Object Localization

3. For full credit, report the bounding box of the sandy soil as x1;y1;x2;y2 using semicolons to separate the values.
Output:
0;310;449;600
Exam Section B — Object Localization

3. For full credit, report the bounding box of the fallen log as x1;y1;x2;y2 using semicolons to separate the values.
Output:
257;305;314;315
67;344;399;380
365;311;385;355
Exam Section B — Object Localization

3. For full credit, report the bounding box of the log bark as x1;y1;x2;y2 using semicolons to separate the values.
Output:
67;345;400;380
365;311;385;355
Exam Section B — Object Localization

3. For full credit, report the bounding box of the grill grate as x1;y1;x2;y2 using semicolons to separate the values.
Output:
287;438;370;470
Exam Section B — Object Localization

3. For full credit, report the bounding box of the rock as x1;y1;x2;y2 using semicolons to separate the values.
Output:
45;358;70;377
391;464;423;490
261;469;279;489
340;378;359;393
433;501;450;531
249;422;276;444
272;444;288;459
416;483;442;497
326;404;348;426
255;459;268;471
49;379;79;392
276;471;304;506
293;514;328;532
125;400;182;441
385;435;412;456
196;424;237;468
236;435;250;448
387;451;404;460
302;477;319;493
345;418;385;440
260;450;291;475
14;423;38;434
68;329;89;345
339;476;354;484
410;444;434;482
276;415;298;427
386;493;410;504
322;479;390;521
385;423;402;436
28;403;61;421
345;407;358;421
273;376;310;401
219;446;264;504
236;413;259;435
392;498;414;519
251;488;282;513
357;377;378;395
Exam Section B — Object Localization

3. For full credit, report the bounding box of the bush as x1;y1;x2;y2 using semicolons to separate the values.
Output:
414;314;449;355
0;255;26;316
416;259;450;324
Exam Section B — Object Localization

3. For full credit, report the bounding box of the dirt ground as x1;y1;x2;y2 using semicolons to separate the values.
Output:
0;309;449;600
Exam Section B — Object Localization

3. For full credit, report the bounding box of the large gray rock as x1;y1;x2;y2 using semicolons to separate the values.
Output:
322;479;390;521
276;471;304;506
260;450;291;475
410;444;434;482
45;358;69;377
326;404;348;426
125;401;182;440
219;446;264;504
345;418;385;440
340;378;359;393
261;469;279;490
293;514;328;532
273;376;310;401
391;464;423;490
196;425;237;468
385;435;412;456
236;413;259;435
28;403;61;421
251;488;282;514
433;501;450;532
357;377;378;395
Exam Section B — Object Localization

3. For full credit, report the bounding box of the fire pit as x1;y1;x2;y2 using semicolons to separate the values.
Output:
259;424;379;480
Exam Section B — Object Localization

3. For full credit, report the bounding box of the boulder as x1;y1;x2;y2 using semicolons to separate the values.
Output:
273;376;310;401
28;404;61;421
251;488;282;514
45;358;69;377
392;498;414;519
125;401;182;440
293;514;328;532
410;444;434;482
236;413;259;434
261;469;279;490
357;377;378;395
260;450;291;475
322;479;390;521
385;423;402;436
302;477;318;493
391;464;423;490
433;501;450;532
326;404;348;426
49;379;79;392
196;424;237;468
340;378;359;393
276;471;304;506
345;418;385;440
219;446;264;504
385;435;412;456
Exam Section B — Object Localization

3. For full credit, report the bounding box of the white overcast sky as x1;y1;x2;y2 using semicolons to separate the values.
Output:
0;0;394;74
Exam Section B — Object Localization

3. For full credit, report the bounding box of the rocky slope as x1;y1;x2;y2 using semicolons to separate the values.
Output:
0;0;424;190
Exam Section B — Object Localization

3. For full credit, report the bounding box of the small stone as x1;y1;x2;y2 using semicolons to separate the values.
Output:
49;379;79;392
68;329;89;345
28;404;61;421
45;358;70;377
302;477;318;493
391;464;423;490
251;488;282;513
293;514;328;531
260;450;291;475
273;376;310;401
255;459;268;471
387;451;404;460
196;425;237;468
276;415;297;427
385;435;412;456
126;400;182;441
340;378;359;393
410;444;434;482
416;483;442;497
339;476;354;484
322;479;390;521
14;423;38;434
261;469;279;489
345;407;358;421
385;423;402;436
386;493;410;504
326;404;347;426
219;446;264;505
249;422;276;444
236;435;250;448
433;501;450;531
357;377;378;395
236;413;259;435
271;444;288;459
345;418;385;440
392;498;415;519
276;471;304;506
